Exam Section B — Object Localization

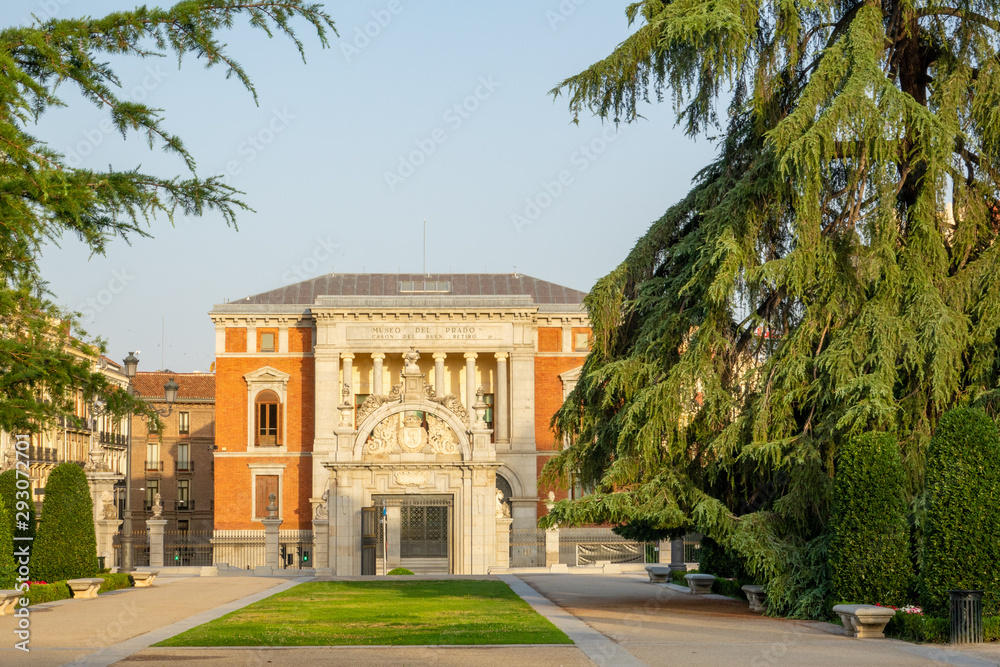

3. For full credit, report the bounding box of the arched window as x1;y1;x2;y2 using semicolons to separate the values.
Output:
255;390;282;446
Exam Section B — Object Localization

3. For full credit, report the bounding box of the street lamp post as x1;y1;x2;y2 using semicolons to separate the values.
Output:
120;352;177;573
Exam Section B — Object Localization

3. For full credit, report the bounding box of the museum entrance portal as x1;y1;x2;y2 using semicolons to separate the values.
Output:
364;495;453;575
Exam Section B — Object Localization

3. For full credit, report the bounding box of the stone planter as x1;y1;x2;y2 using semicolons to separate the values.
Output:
684;573;715;594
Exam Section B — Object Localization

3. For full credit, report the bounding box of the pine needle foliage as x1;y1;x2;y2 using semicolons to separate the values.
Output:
829;432;910;607
34;462;98;582
920;407;1000;616
0;1;335;433
543;1;1000;617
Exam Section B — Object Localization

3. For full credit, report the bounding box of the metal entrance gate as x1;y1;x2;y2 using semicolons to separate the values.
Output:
364;495;453;574
361;507;379;576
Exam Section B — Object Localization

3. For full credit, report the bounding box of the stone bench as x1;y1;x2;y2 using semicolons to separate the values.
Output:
832;604;896;639
645;565;672;583
131;570;158;588
684;573;716;594
0;590;21;615
742;585;767;612
67;578;104;600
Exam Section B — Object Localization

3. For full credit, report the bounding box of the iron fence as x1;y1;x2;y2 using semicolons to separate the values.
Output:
559;527;655;566
212;530;266;570
164;530;213;566
111;529;150;568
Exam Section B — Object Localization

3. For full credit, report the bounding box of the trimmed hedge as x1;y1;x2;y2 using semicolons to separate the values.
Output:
885;613;1000;643
387;568;415;575
22;581;72;606
829;432;911;607
34;463;99;582
100;573;134;593
920;408;1000;617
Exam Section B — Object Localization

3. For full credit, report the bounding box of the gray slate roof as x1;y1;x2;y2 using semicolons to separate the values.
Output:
241;273;587;306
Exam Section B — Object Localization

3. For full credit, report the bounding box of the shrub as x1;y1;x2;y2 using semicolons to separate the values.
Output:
699;537;751;583
387;567;415;575
100;573;134;593
22;581;72;606
0;494;14;588
921;408;1000;617
34;463;99;582
828;432;911;607
884;612;948;643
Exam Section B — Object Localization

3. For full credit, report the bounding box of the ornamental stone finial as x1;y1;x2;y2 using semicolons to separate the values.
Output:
403;347;421;374
267;492;278;517
152;492;163;518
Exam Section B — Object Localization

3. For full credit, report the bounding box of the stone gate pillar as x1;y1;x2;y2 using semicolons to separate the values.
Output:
147;518;168;567
84;453;123;570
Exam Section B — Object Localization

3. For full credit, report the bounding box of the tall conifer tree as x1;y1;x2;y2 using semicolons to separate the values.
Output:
543;1;1000;616
0;1;335;434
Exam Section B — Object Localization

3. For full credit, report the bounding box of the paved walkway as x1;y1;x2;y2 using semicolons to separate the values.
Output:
1;572;999;666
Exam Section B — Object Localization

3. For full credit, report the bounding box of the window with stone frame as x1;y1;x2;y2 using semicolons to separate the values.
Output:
255;475;279;518
255;390;283;446
177;479;190;510
260;332;275;352
178;411;189;435
146;441;160;470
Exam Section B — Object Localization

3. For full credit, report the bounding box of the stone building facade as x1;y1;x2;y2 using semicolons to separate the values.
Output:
210;273;589;574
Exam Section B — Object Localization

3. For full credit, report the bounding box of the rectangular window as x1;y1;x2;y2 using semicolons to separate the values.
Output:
177;443;190;471
144;479;159;511
146;442;159;470
257;403;279;445
255;475;279;518
147;417;158;433
177;480;190;510
177;519;189;532
178;411;189;435
575;332;591;352
260;332;275;352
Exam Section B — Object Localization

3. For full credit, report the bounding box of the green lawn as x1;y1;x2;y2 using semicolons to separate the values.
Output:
155;580;572;646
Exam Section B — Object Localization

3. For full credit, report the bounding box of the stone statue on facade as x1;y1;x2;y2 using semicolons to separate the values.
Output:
100;490;117;520
495;488;510;518
152;492;163;518
403;347;421;374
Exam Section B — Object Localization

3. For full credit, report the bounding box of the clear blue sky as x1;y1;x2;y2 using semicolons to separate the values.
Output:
4;0;717;371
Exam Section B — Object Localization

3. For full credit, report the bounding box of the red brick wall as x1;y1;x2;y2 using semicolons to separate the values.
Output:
538;327;562;352
225;328;246;353
533;356;586;450
214;356;315;531
288;327;312;353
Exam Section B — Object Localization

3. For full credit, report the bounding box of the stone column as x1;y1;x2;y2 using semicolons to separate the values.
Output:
386;506;401;571
312;519;329;572
85;467;123;570
495;517;512;570
433;352;447;396
262;517;284;570
464;352;477;428
545;527;560;568
341;353;355;394
147;518;168;567
494;353;509;444
669;537;686;573
371;353;385;395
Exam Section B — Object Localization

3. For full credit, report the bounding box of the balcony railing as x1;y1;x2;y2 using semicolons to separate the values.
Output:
145;460;163;472
177;500;195;512
176;460;194;472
